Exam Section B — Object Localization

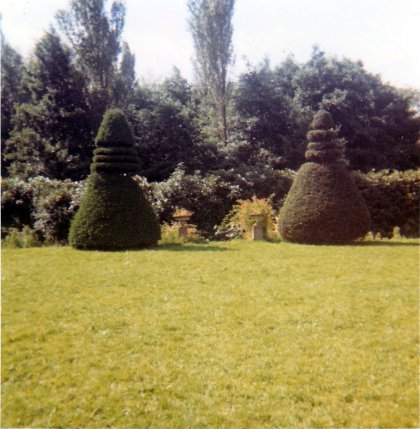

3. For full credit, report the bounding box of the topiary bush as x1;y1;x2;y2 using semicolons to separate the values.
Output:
69;108;160;250
279;110;371;244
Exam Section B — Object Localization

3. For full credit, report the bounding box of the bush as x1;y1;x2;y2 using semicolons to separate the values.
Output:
147;166;294;239
279;111;371;244
159;223;203;245
3;226;42;248
216;196;278;240
1;177;86;244
69;109;160;250
33;180;86;244
1;178;34;229
353;169;420;237
2;167;418;244
148;168;241;238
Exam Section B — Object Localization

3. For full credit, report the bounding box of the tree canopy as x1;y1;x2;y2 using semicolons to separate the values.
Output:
2;4;419;185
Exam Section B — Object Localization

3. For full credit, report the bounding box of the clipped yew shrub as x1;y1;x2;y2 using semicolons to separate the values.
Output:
279;110;371;244
69;109;160;250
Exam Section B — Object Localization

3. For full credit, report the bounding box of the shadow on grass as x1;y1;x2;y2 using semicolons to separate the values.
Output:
152;243;232;252
354;240;419;247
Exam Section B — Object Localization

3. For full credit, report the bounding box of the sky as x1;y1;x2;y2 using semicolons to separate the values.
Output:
1;0;420;88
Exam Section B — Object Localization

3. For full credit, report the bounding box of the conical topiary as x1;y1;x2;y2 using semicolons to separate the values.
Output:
69;108;160;250
278;110;371;244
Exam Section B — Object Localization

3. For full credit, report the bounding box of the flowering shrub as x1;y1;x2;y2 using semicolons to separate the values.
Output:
160;222;203;244
1;177;86;244
3;226;42;248
145;168;243;238
216;196;278;240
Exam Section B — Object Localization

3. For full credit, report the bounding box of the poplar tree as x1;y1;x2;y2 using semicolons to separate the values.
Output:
56;0;126;128
188;0;234;143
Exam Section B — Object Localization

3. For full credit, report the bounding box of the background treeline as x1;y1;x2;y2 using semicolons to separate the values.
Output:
1;0;419;241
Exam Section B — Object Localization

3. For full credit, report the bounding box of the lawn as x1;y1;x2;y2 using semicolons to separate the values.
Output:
1;239;419;428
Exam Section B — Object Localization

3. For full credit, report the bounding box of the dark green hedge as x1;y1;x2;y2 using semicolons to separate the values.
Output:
2;169;418;244
353;169;420;238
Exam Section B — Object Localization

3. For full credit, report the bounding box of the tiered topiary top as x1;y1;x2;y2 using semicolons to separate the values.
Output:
304;110;345;165
91;109;140;175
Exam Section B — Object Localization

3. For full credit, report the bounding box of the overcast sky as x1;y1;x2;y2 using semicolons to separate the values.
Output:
1;0;419;88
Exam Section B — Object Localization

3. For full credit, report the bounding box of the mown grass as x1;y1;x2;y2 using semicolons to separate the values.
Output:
1;239;419;428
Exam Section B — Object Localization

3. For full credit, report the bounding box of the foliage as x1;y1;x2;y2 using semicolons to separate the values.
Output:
216;196;278;240
69;173;160;249
1;177;35;230
69;109;160;249
91;108;140;175
56;0;128;128
159;222;203;245
231;57;310;170
279;111;371;244
188;0;235;142
304;110;345;164
1;176;86;244
112;42;137;108
1;35;25;144
33;180;86;244
2;30;92;180
2;240;418;428
149;168;240;237
130;84;217;181
294;48;420;171
353;169;420;238
233;50;420;171
3;167;418;244
2;226;42;249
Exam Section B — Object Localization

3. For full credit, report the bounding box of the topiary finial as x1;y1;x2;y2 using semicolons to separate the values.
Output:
95;108;134;146
310;110;335;130
305;109;344;164
91;108;140;175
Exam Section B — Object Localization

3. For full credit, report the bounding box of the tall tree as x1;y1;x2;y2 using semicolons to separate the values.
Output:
188;0;234;143
112;42;137;108
3;30;92;179
56;0;126;129
294;48;420;170
1;34;25;143
233;49;420;171
130;71;219;181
